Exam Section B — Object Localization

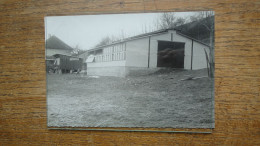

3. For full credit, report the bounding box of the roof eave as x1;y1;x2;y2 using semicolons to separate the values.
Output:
88;29;169;52
175;31;211;47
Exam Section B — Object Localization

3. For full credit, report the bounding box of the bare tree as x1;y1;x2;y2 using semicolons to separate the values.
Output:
71;44;82;56
95;36;112;47
95;30;127;47
156;12;176;29
174;17;186;27
141;23;157;34
156;12;186;29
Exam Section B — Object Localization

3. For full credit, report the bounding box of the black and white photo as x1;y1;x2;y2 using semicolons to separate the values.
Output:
45;12;215;128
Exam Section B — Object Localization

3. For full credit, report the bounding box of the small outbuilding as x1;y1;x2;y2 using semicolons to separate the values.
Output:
45;35;74;57
86;29;211;77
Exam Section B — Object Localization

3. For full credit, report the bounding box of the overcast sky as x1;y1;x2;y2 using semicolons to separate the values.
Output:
45;12;198;50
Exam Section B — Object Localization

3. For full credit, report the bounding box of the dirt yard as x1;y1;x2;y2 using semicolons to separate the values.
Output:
47;68;214;128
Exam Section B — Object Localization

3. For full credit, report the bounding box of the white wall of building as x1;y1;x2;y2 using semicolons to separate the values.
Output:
192;42;210;70
87;43;127;77
108;30;209;70
87;61;126;77
125;37;149;67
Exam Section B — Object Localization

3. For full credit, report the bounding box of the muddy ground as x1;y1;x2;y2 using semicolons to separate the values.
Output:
47;68;214;128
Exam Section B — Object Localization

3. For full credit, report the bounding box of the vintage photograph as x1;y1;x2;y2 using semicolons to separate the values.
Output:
45;11;215;128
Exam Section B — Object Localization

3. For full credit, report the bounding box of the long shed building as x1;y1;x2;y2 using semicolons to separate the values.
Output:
86;29;210;77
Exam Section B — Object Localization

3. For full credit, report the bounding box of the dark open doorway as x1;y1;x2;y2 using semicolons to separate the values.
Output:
157;41;185;68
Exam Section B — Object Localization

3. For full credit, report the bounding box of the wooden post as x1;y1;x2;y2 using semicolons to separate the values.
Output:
204;48;210;77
